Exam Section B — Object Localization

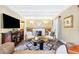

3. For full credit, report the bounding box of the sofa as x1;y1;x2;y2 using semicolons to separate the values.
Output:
0;41;68;54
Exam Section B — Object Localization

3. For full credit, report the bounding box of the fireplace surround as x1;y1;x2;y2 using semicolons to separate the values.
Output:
33;28;45;36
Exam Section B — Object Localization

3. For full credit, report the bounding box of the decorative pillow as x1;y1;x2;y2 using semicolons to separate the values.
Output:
1;42;15;54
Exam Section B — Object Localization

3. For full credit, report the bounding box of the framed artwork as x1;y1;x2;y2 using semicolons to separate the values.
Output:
64;15;73;28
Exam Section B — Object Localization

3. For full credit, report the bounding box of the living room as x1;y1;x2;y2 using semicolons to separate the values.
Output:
0;5;79;54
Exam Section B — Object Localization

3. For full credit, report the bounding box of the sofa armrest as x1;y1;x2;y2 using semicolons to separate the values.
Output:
0;42;15;54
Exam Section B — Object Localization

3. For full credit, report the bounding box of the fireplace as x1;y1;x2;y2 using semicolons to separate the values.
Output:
33;28;45;36
36;31;42;36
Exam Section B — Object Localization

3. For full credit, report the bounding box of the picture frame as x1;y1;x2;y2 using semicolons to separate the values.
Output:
64;15;73;28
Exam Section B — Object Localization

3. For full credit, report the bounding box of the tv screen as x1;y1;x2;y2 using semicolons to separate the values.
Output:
3;14;20;28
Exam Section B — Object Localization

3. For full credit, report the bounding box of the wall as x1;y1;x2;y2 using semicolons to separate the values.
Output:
20;21;25;29
0;5;22;44
53;18;59;39
58;5;79;44
26;19;52;29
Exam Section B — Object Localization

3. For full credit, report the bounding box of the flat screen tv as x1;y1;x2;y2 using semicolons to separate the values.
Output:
3;13;20;28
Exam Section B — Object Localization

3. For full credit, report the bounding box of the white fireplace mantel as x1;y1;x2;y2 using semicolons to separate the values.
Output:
33;28;45;36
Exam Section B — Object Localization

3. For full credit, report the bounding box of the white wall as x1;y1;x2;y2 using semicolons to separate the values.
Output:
53;18;59;39
58;5;79;44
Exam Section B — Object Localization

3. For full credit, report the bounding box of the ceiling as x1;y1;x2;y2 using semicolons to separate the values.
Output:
7;5;71;20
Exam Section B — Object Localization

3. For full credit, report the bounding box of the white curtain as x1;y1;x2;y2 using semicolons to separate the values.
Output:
53;18;59;39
